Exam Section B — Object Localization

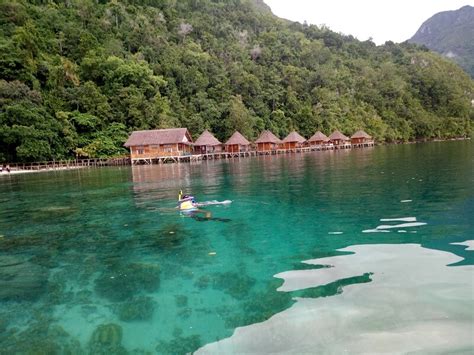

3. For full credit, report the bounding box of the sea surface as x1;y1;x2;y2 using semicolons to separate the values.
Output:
0;141;473;354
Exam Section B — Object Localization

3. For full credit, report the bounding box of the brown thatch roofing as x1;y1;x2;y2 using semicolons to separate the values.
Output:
225;131;250;146
351;130;372;139
329;130;349;141
194;130;221;146
124;128;192;147
308;131;329;142
282;131;306;143
255;130;281;144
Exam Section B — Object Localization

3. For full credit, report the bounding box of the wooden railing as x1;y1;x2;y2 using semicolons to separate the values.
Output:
3;157;130;172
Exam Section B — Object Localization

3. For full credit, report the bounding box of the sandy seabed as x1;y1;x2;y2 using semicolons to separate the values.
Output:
197;243;474;354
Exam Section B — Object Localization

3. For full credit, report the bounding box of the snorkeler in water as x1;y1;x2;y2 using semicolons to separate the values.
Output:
177;190;231;222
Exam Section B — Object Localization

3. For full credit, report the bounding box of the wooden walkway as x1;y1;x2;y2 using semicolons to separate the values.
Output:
4;157;130;172
131;151;256;164
131;142;374;165
2;142;375;170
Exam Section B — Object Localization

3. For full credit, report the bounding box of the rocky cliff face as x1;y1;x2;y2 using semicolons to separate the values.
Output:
408;5;474;77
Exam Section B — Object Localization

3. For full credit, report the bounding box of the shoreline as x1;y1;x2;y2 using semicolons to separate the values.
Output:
0;165;88;177
1;137;471;177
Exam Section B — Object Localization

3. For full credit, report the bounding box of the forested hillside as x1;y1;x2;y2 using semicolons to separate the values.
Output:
1;0;473;162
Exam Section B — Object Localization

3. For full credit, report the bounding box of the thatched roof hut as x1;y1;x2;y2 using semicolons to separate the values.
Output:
255;130;281;144
194;129;222;153
124;128;193;161
329;130;349;141
350;130;373;145
328;130;350;147
307;131;330;143
194;130;221;146
282;131;306;149
225;131;250;146
225;131;251;153
282;131;306;144
124;128;193;147
351;130;372;139
255;130;281;152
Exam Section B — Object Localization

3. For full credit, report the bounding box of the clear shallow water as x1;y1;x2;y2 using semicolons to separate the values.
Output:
199;243;474;354
0;141;473;353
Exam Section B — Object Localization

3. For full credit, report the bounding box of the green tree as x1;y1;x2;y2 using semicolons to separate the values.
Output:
225;95;256;139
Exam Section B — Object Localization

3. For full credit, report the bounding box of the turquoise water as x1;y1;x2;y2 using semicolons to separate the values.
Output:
0;141;473;353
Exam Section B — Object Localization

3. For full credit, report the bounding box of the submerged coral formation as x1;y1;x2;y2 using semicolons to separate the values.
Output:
88;323;126;355
94;262;160;302
155;334;201;355
0;319;83;354
0;255;49;301
144;223;190;251
212;271;256;299
174;295;188;308
114;296;156;322
194;275;211;289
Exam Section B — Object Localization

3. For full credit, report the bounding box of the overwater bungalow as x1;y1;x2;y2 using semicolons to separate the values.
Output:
282;131;306;150
307;131;330;147
225;131;251;153
124;128;193;163
255;130;282;153
329;130;351;148
351;130;374;147
193;130;222;154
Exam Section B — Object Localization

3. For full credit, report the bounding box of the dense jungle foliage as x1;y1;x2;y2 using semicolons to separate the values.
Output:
0;0;473;162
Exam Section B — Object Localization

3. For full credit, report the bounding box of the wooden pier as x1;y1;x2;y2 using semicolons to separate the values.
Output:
351;141;376;148
131;151;256;164
130;142;374;165
2;141;376;171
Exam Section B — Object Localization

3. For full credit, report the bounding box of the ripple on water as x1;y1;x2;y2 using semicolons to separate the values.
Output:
376;222;427;229
363;216;427;233
380;217;417;222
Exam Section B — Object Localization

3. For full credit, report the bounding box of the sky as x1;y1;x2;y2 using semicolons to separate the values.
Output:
264;0;474;45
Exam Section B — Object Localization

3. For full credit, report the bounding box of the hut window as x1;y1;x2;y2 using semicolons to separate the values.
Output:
163;144;174;152
137;148;144;154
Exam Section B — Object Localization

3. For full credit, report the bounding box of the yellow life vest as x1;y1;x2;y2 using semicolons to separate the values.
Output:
179;200;195;210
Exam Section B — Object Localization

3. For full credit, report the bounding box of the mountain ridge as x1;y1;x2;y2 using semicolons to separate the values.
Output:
408;5;474;77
